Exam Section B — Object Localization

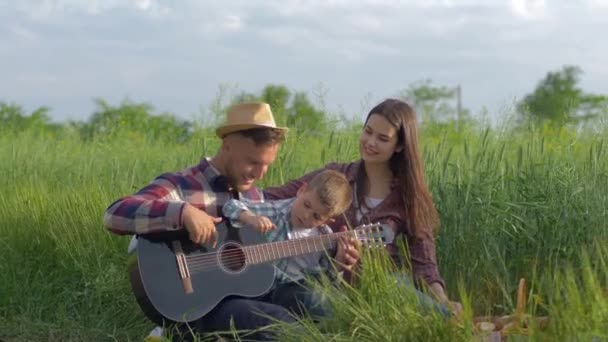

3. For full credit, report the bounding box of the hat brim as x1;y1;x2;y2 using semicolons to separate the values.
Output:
216;123;288;138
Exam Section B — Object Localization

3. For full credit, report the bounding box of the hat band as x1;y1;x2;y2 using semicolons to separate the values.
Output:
230;120;276;127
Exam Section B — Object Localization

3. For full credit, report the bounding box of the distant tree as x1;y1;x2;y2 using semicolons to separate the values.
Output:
230;84;293;127
518;65;608;126
261;85;290;126
0;102;59;133
401;79;469;123
83;98;192;142
232;91;258;104
227;85;330;133
288;92;330;133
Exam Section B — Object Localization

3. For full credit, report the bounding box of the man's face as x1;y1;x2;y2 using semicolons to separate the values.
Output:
290;188;331;229
224;135;279;192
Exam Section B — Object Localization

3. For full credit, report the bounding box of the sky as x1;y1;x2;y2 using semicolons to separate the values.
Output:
2;0;608;123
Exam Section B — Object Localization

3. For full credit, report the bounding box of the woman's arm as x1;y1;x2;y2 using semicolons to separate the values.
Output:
407;234;445;289
265;162;353;200
408;234;462;314
264;167;325;200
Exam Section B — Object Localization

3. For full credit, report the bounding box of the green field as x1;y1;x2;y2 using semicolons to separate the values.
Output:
1;119;607;341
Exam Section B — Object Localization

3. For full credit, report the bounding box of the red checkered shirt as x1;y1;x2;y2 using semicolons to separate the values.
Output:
103;158;264;235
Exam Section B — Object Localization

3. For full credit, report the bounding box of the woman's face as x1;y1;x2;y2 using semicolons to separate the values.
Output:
359;114;400;164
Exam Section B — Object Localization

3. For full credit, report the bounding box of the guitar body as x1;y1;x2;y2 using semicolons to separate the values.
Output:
133;224;275;323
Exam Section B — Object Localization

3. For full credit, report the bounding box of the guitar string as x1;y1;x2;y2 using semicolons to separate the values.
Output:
183;230;384;273
186;237;386;274
185;237;384;271
185;234;348;271
183;227;383;266
186;238;384;274
186;237;347;269
184;228;369;267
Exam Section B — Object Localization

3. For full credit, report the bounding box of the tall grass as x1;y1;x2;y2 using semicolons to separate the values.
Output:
0;120;606;341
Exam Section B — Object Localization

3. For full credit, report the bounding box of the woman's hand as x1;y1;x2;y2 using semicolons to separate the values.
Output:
430;282;463;317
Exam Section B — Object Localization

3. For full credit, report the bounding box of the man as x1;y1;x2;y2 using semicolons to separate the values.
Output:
103;102;360;341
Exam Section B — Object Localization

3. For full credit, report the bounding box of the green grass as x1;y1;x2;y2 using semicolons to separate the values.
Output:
0;120;607;341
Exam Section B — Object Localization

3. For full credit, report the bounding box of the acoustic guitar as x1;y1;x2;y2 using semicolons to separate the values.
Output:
130;222;392;323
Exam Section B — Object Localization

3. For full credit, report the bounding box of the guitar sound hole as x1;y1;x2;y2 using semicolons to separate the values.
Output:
219;243;246;273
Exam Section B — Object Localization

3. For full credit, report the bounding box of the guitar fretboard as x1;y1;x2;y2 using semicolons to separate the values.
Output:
243;226;383;265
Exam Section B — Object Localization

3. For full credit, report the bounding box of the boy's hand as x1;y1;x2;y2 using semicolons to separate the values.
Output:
335;225;361;272
239;211;276;233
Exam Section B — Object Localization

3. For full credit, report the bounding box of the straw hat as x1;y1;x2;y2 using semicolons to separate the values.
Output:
216;102;288;138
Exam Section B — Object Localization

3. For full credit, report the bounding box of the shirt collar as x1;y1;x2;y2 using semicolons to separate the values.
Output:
348;159;398;190
198;158;231;192
344;160;361;183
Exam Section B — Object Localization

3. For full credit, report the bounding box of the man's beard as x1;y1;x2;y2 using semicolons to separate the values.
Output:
225;165;251;192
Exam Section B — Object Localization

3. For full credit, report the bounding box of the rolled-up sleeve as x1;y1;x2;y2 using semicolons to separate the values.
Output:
222;199;250;222
103;174;185;235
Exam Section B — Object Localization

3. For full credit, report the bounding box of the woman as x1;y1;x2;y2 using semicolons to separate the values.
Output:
264;98;461;313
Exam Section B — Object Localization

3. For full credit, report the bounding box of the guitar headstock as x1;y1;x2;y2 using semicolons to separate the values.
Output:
352;223;394;248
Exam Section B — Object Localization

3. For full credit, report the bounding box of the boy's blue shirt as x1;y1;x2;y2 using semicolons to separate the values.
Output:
223;198;338;285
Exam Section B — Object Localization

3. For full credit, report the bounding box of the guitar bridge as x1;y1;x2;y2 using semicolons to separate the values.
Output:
173;241;193;294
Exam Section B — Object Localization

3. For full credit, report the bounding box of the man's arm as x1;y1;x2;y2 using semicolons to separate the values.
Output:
103;173;186;235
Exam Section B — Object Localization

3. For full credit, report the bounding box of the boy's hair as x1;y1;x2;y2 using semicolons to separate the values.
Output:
306;170;353;218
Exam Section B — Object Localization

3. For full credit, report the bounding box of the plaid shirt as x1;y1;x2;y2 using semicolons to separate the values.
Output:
264;160;446;289
103;158;264;235
223;198;336;285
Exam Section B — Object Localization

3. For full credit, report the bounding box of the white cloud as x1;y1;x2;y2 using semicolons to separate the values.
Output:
509;0;548;20
2;0;608;121
221;14;245;32
589;0;608;7
13;0;170;20
135;0;152;11
9;25;38;41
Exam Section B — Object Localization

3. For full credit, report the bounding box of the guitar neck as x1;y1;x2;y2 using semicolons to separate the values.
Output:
243;228;380;265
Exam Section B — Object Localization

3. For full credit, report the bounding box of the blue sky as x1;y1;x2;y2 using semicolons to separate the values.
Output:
2;0;607;123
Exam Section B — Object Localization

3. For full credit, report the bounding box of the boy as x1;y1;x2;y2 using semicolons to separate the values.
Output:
222;169;354;317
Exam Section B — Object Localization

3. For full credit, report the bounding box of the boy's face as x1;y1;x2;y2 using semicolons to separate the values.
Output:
290;188;332;229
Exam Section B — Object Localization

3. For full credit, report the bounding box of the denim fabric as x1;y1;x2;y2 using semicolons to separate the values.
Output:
268;273;450;321
170;274;449;341
267;281;330;319
393;272;450;317
174;297;297;342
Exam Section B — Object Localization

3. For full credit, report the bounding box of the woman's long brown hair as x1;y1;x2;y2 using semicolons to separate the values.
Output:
356;99;439;239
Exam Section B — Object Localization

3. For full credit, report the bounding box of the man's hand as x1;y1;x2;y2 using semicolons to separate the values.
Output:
181;203;223;247
334;225;361;272
239;211;276;233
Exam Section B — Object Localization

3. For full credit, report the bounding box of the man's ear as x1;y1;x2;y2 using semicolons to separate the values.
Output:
221;135;236;153
296;183;308;196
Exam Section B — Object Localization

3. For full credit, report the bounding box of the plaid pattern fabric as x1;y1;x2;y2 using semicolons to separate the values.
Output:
264;160;446;289
223;198;336;285
103;158;263;235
